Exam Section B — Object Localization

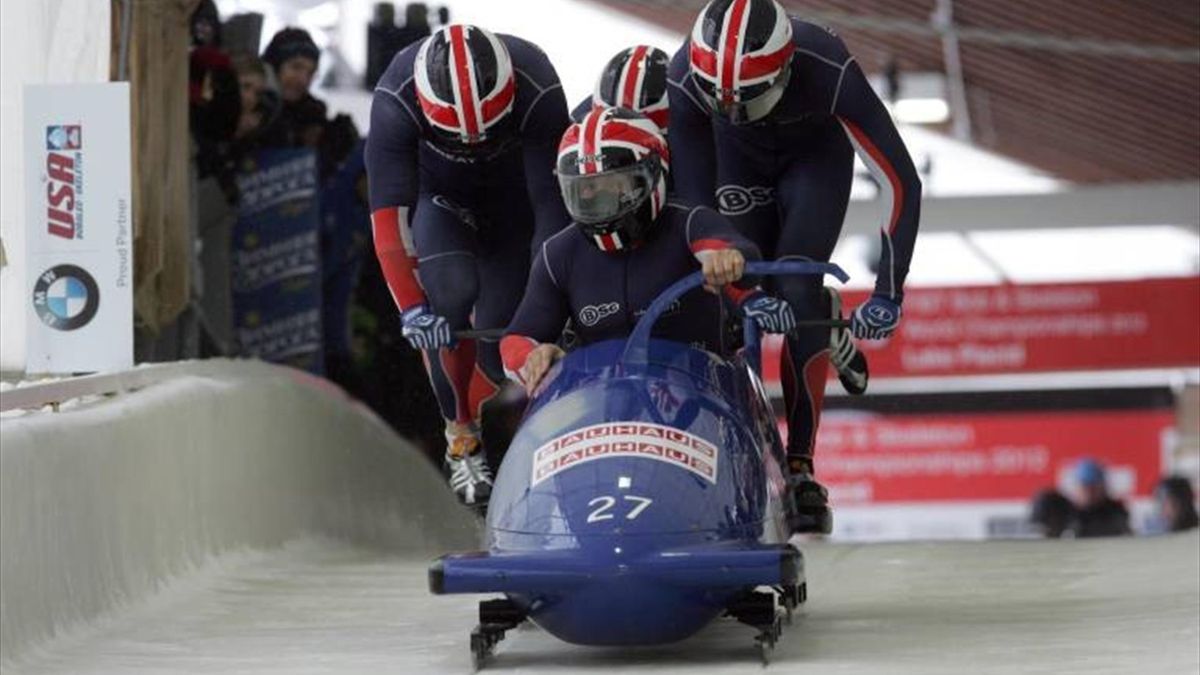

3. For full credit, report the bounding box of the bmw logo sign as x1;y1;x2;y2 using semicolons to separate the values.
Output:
32;264;100;331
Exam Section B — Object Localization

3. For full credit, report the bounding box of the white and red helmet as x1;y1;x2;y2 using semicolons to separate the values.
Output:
592;46;671;134
556;108;669;251
415;24;516;150
689;0;794;124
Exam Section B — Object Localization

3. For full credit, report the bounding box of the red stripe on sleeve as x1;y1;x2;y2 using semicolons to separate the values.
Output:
841;118;904;235
725;284;756;305
371;207;426;311
690;238;731;254
500;334;539;383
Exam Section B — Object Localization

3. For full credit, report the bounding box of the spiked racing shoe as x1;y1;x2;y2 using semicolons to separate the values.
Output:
445;435;493;509
825;286;869;395
786;457;832;534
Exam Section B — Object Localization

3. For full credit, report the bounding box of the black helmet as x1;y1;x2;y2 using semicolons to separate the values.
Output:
689;0;794;124
592;46;670;134
556;108;669;251
415;24;516;155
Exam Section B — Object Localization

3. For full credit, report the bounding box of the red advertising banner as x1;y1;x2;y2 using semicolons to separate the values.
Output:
763;276;1200;383
798;410;1174;504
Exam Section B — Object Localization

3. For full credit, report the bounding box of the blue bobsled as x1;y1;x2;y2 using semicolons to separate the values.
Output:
429;261;849;667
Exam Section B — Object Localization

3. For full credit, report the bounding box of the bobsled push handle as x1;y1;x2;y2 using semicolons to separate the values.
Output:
620;260;849;368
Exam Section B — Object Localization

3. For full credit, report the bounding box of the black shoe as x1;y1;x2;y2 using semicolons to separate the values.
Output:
825;287;868;395
787;457;832;534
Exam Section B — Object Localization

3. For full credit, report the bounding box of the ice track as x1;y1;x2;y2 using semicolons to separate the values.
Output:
8;532;1197;675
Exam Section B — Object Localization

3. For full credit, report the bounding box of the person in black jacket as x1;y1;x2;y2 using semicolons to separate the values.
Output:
1030;488;1074;538
1071;459;1131;538
1155;475;1199;533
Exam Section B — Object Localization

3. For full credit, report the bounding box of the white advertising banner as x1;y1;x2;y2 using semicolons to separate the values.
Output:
24;83;133;374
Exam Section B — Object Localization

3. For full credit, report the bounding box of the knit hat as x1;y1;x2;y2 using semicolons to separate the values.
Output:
1074;458;1106;487
262;27;320;71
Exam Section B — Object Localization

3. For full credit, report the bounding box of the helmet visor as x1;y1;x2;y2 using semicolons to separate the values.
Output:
558;162;657;225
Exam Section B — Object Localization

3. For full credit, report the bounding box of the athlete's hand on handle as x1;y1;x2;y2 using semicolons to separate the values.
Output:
401;304;454;349
851;295;902;339
742;292;798;334
700;249;746;293
520;344;566;395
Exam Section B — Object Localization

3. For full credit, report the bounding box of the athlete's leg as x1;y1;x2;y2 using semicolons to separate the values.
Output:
469;196;535;426
773;119;855;464
410;195;487;447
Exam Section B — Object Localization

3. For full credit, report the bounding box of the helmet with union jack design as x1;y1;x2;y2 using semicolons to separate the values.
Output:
592;46;670;134
688;0;794;124
556;108;669;252
415;24;516;153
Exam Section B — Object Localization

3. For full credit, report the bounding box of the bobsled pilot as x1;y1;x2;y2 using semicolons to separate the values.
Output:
501;107;797;396
668;0;923;532
366;24;571;506
571;46;671;135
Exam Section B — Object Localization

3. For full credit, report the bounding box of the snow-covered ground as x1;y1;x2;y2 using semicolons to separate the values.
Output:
7;532;1197;674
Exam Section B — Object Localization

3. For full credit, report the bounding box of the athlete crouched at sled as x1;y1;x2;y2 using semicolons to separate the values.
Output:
366;24;571;506
501;107;797;394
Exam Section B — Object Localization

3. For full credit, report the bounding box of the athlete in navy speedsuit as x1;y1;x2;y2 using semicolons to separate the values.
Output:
502;108;797;393
366;24;571;506
669;0;923;533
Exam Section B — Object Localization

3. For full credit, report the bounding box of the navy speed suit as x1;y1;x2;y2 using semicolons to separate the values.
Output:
668;18;921;460
501;201;760;383
366;35;571;428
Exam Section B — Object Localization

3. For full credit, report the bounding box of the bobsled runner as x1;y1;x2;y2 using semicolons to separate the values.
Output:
429;261;849;668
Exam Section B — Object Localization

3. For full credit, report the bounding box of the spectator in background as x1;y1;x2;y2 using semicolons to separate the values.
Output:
191;0;223;47
436;6;450;27
1070;459;1132;538
231;54;279;144
189;2;241;194
395;3;431;51
1154;476;1199;533
1030;488;1075;538
261;27;327;148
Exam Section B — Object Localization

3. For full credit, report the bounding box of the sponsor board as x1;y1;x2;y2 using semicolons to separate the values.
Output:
232;148;323;373
24;84;133;373
788;409;1173;504
763;276;1200;383
531;422;719;486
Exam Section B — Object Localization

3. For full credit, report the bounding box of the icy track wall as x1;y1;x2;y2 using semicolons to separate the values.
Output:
0;360;478;664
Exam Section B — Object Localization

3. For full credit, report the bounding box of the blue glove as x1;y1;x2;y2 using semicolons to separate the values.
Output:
742;293;797;334
400;304;454;350
851;295;902;339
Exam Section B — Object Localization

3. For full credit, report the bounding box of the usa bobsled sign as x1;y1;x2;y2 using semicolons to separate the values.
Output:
807;409;1173;504
531;422;719;486
23;83;133;373
763;276;1200;382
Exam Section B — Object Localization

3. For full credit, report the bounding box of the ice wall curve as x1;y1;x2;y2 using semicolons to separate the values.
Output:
0;360;477;664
